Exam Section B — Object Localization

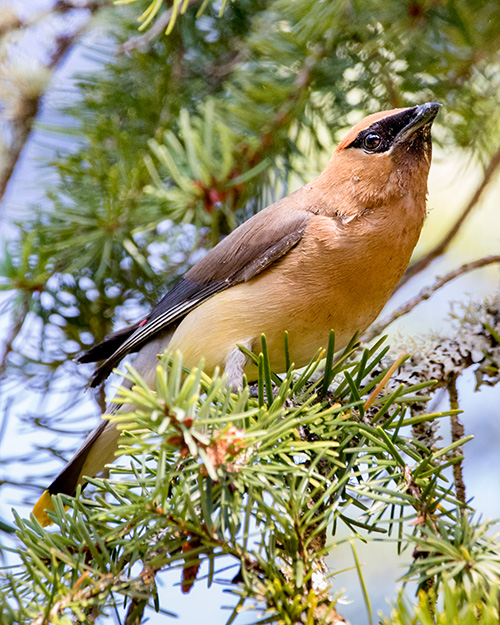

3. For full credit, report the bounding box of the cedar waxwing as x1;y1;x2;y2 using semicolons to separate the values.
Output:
33;102;440;526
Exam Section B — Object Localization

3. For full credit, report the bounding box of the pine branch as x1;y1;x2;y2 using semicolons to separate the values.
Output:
3;344;467;623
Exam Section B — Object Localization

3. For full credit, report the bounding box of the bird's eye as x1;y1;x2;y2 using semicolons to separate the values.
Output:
363;133;382;151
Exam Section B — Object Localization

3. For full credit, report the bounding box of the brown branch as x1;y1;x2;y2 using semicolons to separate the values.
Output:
364;255;500;343
124;566;157;625
397;143;500;290
0;99;40;205
95;382;107;413
205;50;246;78
0;296;29;377
448;376;466;506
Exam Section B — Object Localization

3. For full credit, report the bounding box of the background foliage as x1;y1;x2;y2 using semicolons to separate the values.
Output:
0;0;500;623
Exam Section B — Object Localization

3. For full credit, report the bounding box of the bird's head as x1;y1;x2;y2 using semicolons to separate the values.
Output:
320;103;441;213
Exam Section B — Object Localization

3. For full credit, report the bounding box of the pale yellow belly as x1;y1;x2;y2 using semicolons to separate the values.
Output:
168;212;418;380
168;258;392;380
169;279;345;379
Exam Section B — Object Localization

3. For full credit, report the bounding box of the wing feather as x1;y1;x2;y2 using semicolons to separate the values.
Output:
83;193;312;387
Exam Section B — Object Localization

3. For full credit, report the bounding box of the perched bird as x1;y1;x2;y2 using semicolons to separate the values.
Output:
34;102;440;526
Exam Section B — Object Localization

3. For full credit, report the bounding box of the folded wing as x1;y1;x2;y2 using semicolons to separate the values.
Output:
79;195;313;387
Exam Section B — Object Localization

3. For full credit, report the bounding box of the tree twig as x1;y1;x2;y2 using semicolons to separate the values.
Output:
0;297;29;377
117;0;198;54
0;1;107;206
364;255;500;342
448;376;466;506
397;143;500;290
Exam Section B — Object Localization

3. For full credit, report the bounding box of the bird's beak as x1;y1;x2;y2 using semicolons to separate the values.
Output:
396;102;441;143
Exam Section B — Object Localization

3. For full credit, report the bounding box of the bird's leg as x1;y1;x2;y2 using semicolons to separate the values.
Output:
224;340;252;390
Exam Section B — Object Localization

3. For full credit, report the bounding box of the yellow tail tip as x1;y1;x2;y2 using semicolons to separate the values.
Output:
33;490;55;527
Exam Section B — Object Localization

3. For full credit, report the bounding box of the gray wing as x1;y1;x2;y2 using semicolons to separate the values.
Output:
86;195;312;387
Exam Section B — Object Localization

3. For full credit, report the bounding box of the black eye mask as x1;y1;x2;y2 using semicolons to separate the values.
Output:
347;107;419;153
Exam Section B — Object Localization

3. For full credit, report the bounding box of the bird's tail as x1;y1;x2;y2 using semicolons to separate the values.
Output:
33;331;174;527
32;417;120;526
